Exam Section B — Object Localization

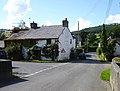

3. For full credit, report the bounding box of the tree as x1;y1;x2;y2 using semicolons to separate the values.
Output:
79;30;87;42
87;34;97;45
100;24;108;59
109;25;120;38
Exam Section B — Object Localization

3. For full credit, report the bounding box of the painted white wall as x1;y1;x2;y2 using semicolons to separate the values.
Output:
36;40;46;47
22;46;29;59
58;28;74;60
114;43;120;56
36;39;56;47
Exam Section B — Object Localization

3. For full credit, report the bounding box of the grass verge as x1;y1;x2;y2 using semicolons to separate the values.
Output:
100;69;110;81
112;57;120;62
21;60;69;63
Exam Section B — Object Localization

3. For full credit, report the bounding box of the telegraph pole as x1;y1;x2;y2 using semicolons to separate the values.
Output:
77;21;80;47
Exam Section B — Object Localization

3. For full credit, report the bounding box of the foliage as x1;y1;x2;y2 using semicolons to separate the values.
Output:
75;47;83;53
107;39;116;61
28;46;41;60
109;25;120;38
70;47;85;60
5;40;36;48
88;46;98;52
12;27;29;33
112;57;120;62
79;30;87;42
0;33;6;39
5;42;22;60
42;43;59;61
100;24;108;55
96;47;102;55
87;34;97;44
100;69;110;81
71;23;120;34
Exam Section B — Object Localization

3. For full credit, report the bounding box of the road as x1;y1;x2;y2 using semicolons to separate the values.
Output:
0;52;110;91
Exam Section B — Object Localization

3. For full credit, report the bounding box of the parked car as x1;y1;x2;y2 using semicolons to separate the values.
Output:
79;53;86;60
0;50;7;59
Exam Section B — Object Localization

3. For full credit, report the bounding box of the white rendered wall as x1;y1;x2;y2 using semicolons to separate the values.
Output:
114;43;120;56
58;28;74;60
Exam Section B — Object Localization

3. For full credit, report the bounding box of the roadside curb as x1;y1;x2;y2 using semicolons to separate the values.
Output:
106;82;112;91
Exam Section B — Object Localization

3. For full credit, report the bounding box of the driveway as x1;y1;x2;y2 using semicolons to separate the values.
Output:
0;52;110;91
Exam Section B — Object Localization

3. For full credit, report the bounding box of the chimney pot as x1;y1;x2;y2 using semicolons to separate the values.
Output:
30;21;38;29
62;18;69;28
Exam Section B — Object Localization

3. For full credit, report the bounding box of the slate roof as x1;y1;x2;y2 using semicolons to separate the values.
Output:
7;25;65;40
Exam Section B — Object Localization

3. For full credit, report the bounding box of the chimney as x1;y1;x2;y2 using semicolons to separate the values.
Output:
62;18;69;28
30;21;38;29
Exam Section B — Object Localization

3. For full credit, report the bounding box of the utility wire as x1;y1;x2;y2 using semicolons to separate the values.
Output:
84;0;101;18
103;0;113;24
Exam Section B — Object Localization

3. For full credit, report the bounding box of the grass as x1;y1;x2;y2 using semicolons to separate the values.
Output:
112;57;120;62
21;60;69;63
100;69;110;81
22;60;56;63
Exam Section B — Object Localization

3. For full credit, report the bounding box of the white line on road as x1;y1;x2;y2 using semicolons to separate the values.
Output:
21;63;69;78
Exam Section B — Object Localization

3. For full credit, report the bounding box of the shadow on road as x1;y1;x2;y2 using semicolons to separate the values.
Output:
74;52;110;65
0;77;28;88
12;66;19;69
70;53;111;64
70;59;110;64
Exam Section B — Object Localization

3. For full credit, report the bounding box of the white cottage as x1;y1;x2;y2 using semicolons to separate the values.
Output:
6;18;75;60
114;39;120;57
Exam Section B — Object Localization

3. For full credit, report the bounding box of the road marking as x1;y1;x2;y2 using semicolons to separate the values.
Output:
21;63;69;78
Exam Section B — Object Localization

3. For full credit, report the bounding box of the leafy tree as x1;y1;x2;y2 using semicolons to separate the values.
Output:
79;30;87;42
109;25;120;38
107;39;116;61
100;24;108;52
100;24;108;59
100;24;116;61
87;34;97;45
0;33;6;39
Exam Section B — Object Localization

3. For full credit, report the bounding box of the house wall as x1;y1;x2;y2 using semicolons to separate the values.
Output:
114;43;120;56
58;28;74;60
36;40;46;47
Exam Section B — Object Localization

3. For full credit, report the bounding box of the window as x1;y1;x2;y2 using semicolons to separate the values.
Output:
70;39;72;44
47;39;51;44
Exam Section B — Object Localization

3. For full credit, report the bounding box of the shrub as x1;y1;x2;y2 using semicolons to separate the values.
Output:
5;42;22;60
88;46;98;52
96;47;102;55
112;57;120;62
42;43;59;61
75;47;83;53
100;69;110;81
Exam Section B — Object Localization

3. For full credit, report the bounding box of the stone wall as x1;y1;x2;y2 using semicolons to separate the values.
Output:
110;62;120;91
0;60;12;80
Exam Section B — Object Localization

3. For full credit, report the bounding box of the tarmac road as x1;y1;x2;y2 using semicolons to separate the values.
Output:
0;52;110;91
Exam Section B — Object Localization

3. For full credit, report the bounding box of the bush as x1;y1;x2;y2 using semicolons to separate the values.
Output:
70;49;76;60
96;47;102;55
75;47;83;53
5;42;22;60
42;43;59;61
88;46;98;52
112;57;120;62
100;69;110;81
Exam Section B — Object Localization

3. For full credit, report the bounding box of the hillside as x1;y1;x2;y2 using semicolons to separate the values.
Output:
71;23;120;34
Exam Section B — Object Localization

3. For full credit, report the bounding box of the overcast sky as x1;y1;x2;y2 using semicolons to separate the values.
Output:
0;0;120;31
